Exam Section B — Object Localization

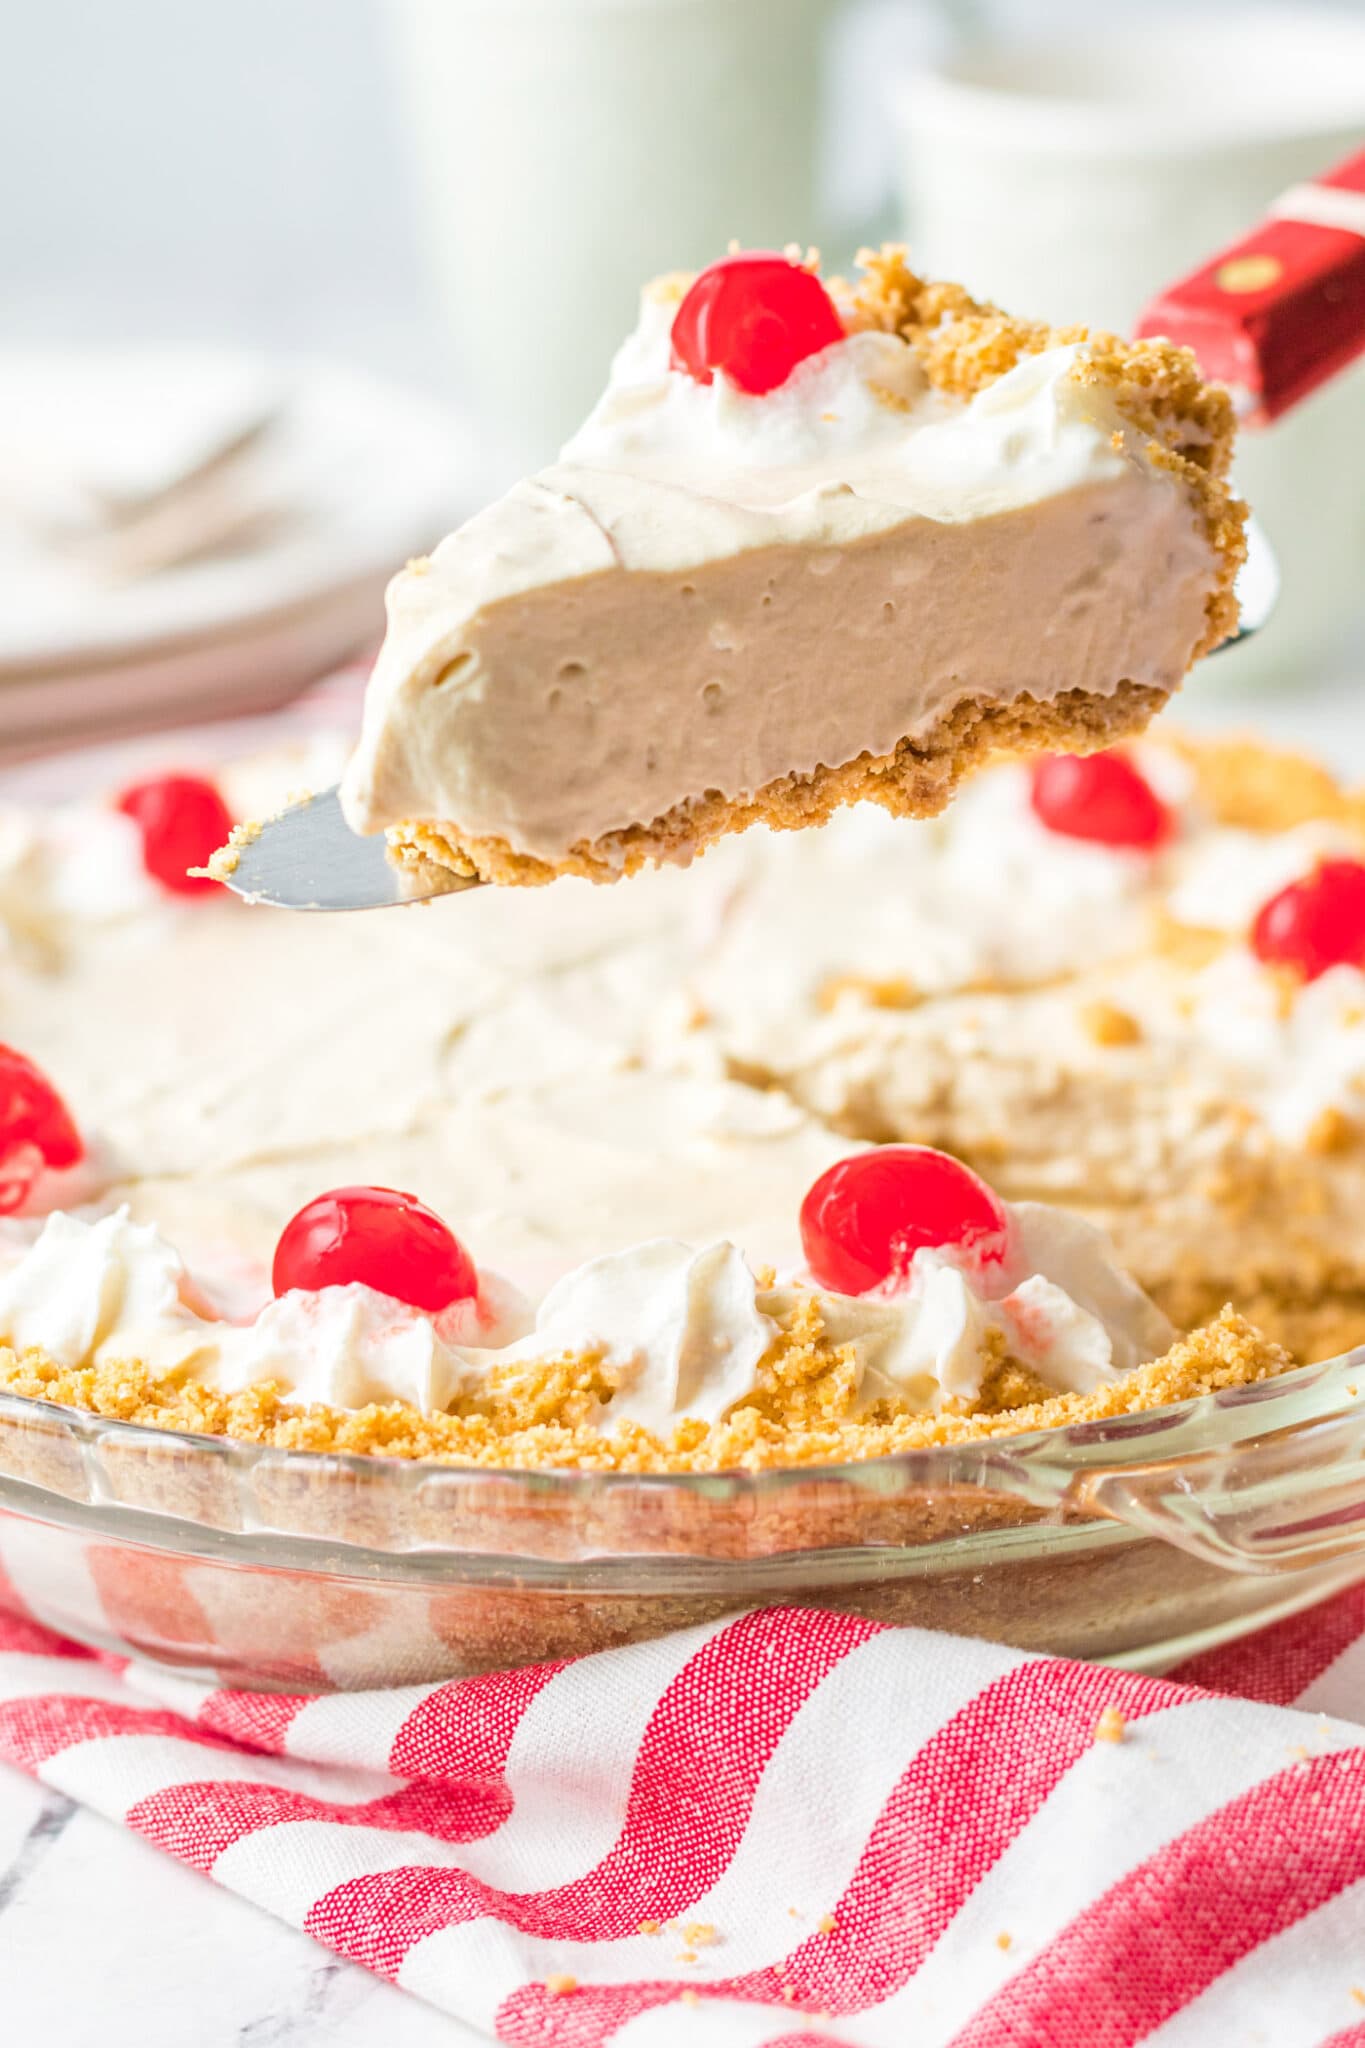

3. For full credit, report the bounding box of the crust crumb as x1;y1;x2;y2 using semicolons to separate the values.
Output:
1305;1106;1356;1157
1094;1705;1128;1745
1079;1000;1143;1048
818;973;919;1014
201;816;262;882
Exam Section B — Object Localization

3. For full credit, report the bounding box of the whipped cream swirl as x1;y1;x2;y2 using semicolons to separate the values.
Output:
0;1198;1171;1430
0;1209;530;1414
563;293;1136;520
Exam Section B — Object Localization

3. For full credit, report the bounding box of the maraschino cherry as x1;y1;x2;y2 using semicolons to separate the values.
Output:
800;1145;1011;1296
116;773;234;896
272;1185;478;1313
670;252;844;396
1251;859;1365;983
0;1046;84;1214
1028;751;1170;850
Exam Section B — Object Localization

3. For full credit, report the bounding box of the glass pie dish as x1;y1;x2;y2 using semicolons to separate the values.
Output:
2;1351;1364;1691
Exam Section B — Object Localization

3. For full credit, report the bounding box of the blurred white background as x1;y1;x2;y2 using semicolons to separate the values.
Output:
17;0;1352;374
1;0;1362;734
0;0;431;371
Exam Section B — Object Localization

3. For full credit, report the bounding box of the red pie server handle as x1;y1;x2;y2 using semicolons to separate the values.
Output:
1135;145;1365;426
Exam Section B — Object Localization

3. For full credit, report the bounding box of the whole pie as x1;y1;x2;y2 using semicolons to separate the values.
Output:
9;717;1365;1482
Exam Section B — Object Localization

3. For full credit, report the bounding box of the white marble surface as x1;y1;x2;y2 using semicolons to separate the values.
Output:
0;1768;485;2046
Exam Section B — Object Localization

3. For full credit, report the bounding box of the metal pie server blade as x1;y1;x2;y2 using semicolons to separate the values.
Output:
218;789;483;911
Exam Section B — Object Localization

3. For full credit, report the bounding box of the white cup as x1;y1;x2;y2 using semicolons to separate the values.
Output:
390;0;834;479
895;8;1365;688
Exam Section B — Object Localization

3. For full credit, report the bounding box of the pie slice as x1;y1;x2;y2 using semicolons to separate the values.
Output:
340;246;1246;886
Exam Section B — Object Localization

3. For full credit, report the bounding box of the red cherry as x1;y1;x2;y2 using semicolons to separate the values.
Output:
800;1145;1011;1296
1251;859;1365;983
272;1185;478;1313
670;252;845;396
0;1046;83;1214
1028;752;1170;850
116;774;234;896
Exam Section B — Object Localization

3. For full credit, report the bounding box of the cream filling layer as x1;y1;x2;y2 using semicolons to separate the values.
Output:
340;336;1217;864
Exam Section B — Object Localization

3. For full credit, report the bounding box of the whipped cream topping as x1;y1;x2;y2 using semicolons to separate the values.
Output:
1165;821;1358;933
681;763;1169;1065
658;742;1365;1164
0;1197;1171;1428
0;1208;531;1414
785;1200;1173;1409
682;743;1353;1045
564;306;933;491
341;289;1218;864
497;1239;777;1433
1181;951;1365;1145
0;801;160;969
564;297;1133;517
0;1209;201;1377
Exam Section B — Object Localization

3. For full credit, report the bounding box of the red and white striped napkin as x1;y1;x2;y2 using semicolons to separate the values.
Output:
2;1582;1365;2046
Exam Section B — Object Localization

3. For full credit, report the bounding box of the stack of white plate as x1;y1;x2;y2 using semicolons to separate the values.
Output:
0;349;472;757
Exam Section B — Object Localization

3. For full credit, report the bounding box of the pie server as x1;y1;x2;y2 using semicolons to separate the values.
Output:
223;148;1365;913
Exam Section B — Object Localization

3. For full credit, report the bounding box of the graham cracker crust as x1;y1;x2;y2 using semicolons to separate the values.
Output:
0;1304;1291;1476
390;679;1171;888
0;1292;1321;1685
1151;1281;1365;1374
